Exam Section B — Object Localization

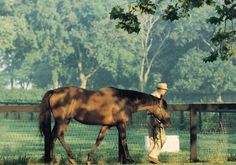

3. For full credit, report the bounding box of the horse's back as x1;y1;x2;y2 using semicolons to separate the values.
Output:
50;86;84;102
49;86;116;106
47;86;117;123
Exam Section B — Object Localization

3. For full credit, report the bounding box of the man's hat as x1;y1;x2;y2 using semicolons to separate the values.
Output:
156;83;168;90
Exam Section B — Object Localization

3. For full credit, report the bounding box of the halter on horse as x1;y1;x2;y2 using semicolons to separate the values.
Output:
39;86;171;164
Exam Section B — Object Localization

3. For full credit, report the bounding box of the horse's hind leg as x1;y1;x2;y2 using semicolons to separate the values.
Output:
87;126;110;165
50;123;60;163
54;119;76;162
57;120;75;159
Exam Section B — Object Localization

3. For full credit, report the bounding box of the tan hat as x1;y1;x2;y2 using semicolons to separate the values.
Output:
156;83;168;90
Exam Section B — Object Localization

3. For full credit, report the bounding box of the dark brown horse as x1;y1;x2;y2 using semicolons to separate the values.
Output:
39;86;171;164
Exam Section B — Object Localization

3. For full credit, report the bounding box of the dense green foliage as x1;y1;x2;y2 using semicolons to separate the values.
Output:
0;0;235;101
110;0;236;62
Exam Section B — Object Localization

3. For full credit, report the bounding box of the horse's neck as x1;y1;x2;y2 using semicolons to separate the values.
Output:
136;104;154;113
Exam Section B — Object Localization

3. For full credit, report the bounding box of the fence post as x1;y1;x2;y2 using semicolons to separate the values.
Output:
198;112;202;131
190;106;198;162
179;111;185;130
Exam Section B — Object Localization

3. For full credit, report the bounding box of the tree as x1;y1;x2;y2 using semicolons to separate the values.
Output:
26;0;75;88
129;3;216;92
0;0;36;89
1;0;141;89
151;4;216;88
110;0;236;61
132;12;171;91
204;1;236;61
67;0;140;89
172;48;236;98
0;16;18;88
67;0;102;89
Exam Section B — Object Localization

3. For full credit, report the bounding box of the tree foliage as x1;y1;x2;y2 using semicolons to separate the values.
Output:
110;0;236;62
0;0;235;101
172;48;236;95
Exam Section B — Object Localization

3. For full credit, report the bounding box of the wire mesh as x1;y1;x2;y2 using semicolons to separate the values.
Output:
0;111;236;163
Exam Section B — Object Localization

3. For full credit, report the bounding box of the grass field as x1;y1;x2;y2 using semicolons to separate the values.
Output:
0;112;236;164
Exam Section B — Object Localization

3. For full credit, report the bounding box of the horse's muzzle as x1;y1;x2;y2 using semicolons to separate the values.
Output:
162;118;172;128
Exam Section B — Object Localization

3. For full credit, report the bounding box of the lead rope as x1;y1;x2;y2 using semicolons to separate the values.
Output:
159;126;163;148
152;116;164;148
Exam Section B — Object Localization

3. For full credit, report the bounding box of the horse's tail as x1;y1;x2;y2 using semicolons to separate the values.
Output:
39;90;54;137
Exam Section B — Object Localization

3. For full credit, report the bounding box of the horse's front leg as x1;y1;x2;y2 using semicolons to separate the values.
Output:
117;123;135;164
118;136;129;163
87;125;110;165
118;136;124;163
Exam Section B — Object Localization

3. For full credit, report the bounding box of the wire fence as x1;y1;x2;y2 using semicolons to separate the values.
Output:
1;110;236;164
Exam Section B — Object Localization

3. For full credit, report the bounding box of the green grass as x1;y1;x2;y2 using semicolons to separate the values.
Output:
0;113;236;164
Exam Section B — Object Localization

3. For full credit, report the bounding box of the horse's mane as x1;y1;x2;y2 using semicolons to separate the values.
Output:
110;87;163;106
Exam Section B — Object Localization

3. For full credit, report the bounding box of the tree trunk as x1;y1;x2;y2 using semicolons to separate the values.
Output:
77;60;98;89
80;73;87;89
53;80;59;89
52;70;59;89
216;91;223;132
139;79;147;92
10;77;13;89
137;16;163;92
10;56;14;89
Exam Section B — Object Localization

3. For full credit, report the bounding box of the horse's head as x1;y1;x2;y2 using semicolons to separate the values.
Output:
151;98;172;127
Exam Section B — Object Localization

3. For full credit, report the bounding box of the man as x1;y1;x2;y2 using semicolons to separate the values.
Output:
147;83;168;164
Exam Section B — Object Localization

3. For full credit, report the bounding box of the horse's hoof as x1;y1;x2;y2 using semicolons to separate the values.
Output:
123;159;135;164
86;160;92;165
52;159;58;165
118;158;123;163
67;159;77;165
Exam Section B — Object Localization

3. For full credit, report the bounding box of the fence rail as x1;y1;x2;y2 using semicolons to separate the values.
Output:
0;102;236;162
